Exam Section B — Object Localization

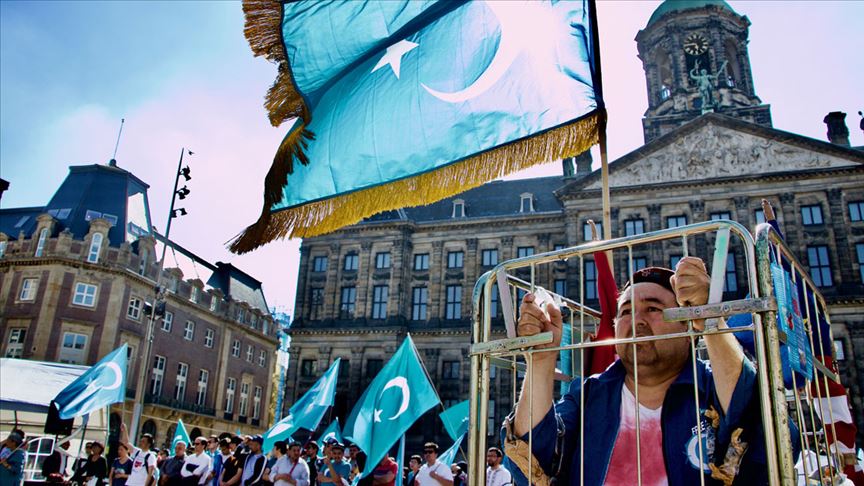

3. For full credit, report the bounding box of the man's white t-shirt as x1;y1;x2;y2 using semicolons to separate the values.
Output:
603;385;668;486
181;451;212;485
486;465;512;486
416;460;453;486
126;447;157;486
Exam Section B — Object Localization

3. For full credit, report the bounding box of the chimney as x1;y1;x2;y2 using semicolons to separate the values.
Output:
823;111;850;146
575;151;593;174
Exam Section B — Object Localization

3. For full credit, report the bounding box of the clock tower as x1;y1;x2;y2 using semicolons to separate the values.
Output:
636;0;772;143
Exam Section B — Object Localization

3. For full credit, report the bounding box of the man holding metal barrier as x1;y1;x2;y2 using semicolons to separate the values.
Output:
506;257;785;486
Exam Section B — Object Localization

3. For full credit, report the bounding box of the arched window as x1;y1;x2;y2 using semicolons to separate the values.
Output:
520;193;535;213
142;419;158;443
452;199;466;218
87;233;103;263
654;49;674;102
190;427;202;441
724;39;742;89
35;228;48;257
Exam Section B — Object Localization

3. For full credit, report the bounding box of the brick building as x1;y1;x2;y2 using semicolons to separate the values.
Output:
0;162;279;448
285;0;864;452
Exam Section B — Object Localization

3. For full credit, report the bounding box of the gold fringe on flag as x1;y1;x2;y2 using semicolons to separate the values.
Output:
229;112;599;254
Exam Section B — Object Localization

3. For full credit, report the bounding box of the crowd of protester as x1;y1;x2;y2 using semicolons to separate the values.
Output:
4;426;511;486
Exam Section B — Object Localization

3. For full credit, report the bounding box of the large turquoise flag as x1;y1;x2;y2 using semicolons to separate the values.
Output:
343;336;439;480
264;358;341;451
439;400;469;441
316;419;344;458
438;433;466;468
172;419;191;450
232;0;602;252
54;344;128;419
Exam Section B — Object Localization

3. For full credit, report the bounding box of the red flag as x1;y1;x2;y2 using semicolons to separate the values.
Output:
589;250;618;375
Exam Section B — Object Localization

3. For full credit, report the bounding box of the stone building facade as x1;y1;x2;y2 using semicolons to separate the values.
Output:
0;163;279;448
286;0;864;452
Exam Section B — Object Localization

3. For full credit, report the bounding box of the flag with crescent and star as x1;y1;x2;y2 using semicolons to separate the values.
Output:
264;358;341;452
230;0;602;253
53;344;128;419
343;335;439;481
438;400;469;441
316;418;344;458
172;419;192;450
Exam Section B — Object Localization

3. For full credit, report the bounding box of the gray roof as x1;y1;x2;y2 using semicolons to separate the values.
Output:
362;176;571;224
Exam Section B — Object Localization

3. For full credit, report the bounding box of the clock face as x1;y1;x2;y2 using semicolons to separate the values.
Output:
683;33;709;56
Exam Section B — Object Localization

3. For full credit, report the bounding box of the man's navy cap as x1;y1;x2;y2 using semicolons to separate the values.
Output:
250;435;264;444
622;267;675;293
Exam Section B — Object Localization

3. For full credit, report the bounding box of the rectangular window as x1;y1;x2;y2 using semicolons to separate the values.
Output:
190;286;198;303
225;378;236;413
258;350;267;367
310;288;324;318
856;243;864;283
584;260;597;300
755;209;766;225
196;369;209;406
372;285;388;319
339;359;350;379
583;222;602;241
488;399;497;435
0;240;6;259
442;360;461;379
301;359;318;377
231;339;241;358
87;233;103;263
174;363;188;401
375;252;391;269
624;219;645;236
246;344;254;362
447;251;464;269
58;332;87;364
19;278;38;301
253;386;262;420
725;255;738;293
517;247;535;258
239;383;249;417
554;279;567;297
366;359;383;378
835;340;846;361
482;249;499;267
151;356;166;396
414;253;430;271
204;328;214;348
849;201;864;222
632;257;647;272
35;228;48;257
127;297;142;320
490;287;499;317
5;329;26;358
161;311;174;332
710;212;732;221
72;282;96;307
340;286;357;318
209;297;218;312
184;321;195;341
801;205;824;226
666;215;688;228
807;245;833;287
670;254;683;269
445;285;462;320
343;254;359;271
412;287;428;321
313;256;328;272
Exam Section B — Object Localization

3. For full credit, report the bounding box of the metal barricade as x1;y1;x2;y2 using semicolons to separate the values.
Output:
467;221;845;486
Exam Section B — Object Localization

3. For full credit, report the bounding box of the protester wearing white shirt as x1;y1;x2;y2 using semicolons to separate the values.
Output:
182;439;212;485
484;448;511;486
270;442;310;486
415;443;453;486
119;423;156;486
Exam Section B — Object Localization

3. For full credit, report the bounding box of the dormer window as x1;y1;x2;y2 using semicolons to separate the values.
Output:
520;193;535;213
87;232;104;263
34;228;48;257
452;199;465;218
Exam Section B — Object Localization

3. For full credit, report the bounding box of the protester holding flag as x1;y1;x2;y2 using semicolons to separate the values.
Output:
181;438;211;486
415;443;453;486
120;423;158;486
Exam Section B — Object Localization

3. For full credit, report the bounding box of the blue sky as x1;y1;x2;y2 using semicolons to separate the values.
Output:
2;1;862;313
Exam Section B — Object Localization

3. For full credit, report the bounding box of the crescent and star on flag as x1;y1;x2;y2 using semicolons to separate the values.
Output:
63;361;124;409
374;376;411;423
370;1;533;103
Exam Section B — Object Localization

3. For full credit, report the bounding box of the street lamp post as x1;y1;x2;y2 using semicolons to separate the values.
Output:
129;147;192;442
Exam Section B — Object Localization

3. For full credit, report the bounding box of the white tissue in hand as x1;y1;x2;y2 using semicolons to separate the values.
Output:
533;287;562;321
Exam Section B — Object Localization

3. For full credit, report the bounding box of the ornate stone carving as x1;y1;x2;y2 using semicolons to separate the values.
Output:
826;188;843;203
501;236;514;246
647;204;663;215
779;193;795;204
734;196;750;210
361;241;373;251
586;124;857;190
432;241;444;250
689;200;705;214
329;243;341;253
537;233;550;245
466;238;478;251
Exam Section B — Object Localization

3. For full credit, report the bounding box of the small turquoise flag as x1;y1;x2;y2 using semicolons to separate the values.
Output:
316;419;344;458
172;419;191;450
343;336;439;480
264;358;341;452
232;0;601;252
438;433;465;468
438;400;469;441
54;344;128;419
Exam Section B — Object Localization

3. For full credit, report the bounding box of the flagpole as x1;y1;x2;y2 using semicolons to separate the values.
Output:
395;434;406;486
